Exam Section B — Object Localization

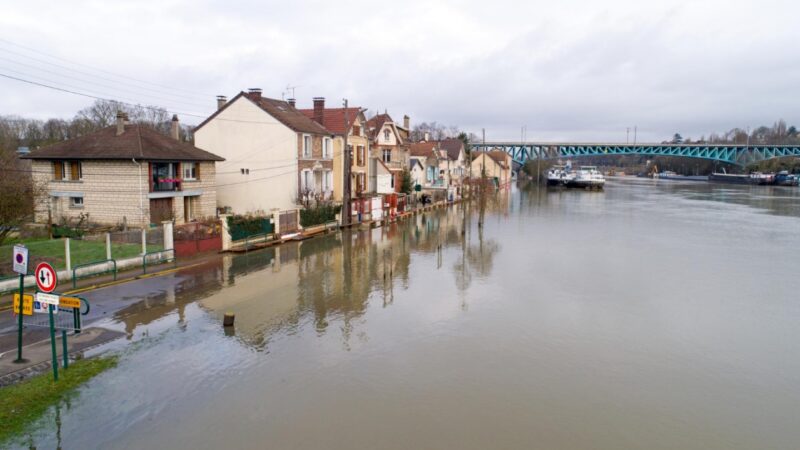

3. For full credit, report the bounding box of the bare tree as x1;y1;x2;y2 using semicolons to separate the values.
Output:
0;149;45;244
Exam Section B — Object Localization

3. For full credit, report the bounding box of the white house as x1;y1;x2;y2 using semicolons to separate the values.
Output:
194;89;333;215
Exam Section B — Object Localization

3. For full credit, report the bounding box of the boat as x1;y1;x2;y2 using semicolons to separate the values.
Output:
708;172;751;184
774;171;799;186
749;172;775;185
546;165;575;186
566;166;605;189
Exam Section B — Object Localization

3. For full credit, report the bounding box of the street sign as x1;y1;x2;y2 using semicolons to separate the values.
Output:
12;245;28;275
36;292;60;306
13;293;33;316
35;262;58;293
59;297;81;309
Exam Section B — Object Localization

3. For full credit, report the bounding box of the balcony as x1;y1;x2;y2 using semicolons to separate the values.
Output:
151;163;182;193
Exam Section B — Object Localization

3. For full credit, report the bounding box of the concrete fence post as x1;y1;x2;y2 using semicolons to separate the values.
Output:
219;214;231;251
141;228;147;255
105;233;112;260
271;208;281;238
162;221;174;251
64;238;71;274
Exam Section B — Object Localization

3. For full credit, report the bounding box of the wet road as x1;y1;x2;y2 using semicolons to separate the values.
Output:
7;178;800;449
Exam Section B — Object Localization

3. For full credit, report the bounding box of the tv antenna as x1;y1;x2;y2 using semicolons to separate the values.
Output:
283;84;299;100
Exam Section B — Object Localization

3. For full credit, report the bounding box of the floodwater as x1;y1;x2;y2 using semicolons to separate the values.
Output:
10;178;800;449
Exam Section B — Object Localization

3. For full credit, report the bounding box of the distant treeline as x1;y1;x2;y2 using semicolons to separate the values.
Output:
669;120;799;145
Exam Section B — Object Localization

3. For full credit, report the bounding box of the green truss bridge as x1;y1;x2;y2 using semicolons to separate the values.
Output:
472;142;800;167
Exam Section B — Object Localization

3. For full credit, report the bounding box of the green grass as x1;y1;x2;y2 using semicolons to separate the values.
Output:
0;355;119;444
0;239;160;277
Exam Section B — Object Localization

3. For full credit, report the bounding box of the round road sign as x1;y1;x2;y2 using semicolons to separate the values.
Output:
35;262;58;293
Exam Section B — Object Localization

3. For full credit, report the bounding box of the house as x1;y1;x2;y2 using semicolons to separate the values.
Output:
299;99;371;199
470;150;512;185
409;158;426;189
23;113;223;227
438;138;467;186
366;113;409;192
194;89;334;215
375;159;395;194
409;141;442;187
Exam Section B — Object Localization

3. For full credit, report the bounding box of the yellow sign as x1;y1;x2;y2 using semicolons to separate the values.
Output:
13;294;34;316
59;297;82;309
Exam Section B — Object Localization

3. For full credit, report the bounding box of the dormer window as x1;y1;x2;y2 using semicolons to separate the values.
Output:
384;129;390;142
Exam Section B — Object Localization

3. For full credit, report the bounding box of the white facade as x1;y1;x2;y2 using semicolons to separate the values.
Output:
375;160;394;194
194;97;298;214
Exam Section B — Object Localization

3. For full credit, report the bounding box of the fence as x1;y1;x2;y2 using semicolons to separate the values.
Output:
174;221;222;257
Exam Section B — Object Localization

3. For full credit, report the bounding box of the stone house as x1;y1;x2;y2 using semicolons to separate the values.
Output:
194;89;334;214
299;99;371;199
23;114;223;227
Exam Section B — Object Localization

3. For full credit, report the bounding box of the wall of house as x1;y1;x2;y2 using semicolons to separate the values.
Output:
174;161;217;222
194;97;298;214
297;133;333;200
32;159;150;227
470;154;510;183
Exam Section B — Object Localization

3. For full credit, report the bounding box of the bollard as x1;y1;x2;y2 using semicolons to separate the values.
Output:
223;312;235;327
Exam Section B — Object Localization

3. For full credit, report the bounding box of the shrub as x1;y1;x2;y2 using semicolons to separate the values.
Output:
300;203;340;227
226;215;273;241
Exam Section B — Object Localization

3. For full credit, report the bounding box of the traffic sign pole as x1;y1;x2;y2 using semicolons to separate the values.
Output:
15;273;25;363
49;304;58;382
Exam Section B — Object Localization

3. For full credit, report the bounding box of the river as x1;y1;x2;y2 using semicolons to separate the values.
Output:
10;178;800;449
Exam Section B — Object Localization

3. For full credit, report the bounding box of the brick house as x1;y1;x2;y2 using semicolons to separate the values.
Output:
366;113;409;192
23;114;223;227
194;89;334;214
298;99;371;198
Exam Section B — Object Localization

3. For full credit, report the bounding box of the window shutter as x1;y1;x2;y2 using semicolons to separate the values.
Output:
195;162;201;180
54;162;63;180
70;161;79;180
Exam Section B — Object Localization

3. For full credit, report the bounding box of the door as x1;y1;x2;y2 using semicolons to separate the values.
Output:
149;198;173;224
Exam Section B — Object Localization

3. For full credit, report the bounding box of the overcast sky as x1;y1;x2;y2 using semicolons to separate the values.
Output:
1;0;798;142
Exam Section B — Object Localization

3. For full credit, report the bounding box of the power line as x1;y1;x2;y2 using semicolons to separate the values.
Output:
0;37;212;98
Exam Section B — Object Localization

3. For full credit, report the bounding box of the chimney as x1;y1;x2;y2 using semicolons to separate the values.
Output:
170;114;180;141
247;88;262;100
287;98;296;108
116;111;125;136
313;97;325;125
216;95;227;110
403;115;410;130
424;132;430;142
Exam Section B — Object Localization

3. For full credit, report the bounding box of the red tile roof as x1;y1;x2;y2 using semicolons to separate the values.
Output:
366;113;393;139
22;124;224;161
298;107;362;135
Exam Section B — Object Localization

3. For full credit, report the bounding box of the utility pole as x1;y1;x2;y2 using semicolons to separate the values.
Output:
626;127;630;144
343;99;351;226
634;126;638;145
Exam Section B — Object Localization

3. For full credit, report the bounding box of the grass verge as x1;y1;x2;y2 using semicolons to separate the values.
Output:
0;355;119;444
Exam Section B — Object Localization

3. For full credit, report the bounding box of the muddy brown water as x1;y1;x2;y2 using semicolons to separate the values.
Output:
9;179;800;449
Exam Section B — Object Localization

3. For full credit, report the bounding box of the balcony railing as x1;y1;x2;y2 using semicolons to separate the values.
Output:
152;179;182;192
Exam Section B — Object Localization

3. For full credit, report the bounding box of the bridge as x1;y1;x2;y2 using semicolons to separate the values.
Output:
471;142;800;167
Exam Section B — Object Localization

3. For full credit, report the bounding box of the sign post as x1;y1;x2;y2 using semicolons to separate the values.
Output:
12;245;28;363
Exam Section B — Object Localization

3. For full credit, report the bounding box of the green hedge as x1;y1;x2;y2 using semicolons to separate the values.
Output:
300;204;340;227
226;215;273;241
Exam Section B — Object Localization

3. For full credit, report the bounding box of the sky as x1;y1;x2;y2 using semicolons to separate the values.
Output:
0;0;798;142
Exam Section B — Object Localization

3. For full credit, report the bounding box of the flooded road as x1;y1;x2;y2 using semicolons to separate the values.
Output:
11;179;800;449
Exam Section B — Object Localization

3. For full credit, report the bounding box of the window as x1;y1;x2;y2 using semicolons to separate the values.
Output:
54;161;82;180
303;135;312;157
323;138;332;158
382;149;392;163
323;170;333;192
384;129;390;142
352;125;360;136
357;146;365;166
183;162;197;180
301;169;313;192
70;196;83;207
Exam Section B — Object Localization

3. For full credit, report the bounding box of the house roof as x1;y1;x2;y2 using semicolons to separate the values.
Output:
439;138;464;161
409;141;438;158
366;113;393;139
298;107;362;135
409;158;424;170
194;91;331;135
22;124;225;161
487;150;509;169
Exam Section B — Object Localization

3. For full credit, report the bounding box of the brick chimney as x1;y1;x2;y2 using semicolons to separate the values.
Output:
216;95;227;110
247;88;262;100
116;111;125;136
287;98;296;108
170;114;180;140
313;97;325;125
403;115;410;130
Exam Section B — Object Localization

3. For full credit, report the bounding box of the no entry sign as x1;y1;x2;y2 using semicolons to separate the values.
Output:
35;262;58;293
12;245;28;275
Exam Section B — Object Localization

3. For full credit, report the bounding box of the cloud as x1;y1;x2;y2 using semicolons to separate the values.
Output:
0;0;798;142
